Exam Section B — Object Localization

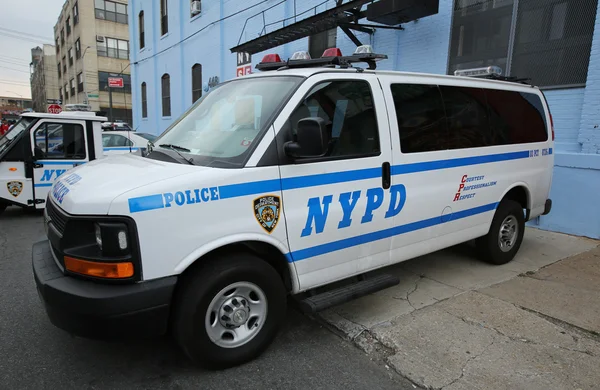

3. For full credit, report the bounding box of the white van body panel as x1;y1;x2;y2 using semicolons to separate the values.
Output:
45;68;553;295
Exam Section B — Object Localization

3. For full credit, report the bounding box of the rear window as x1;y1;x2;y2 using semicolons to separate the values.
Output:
391;84;548;153
137;133;156;141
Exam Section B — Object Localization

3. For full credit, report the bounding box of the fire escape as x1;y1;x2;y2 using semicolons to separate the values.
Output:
230;0;440;55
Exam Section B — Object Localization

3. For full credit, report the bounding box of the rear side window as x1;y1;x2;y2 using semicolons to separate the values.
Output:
391;84;548;153
485;89;548;144
290;80;380;159
390;84;447;153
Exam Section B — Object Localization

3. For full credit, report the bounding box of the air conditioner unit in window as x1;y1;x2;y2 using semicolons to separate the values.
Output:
96;35;105;43
191;1;201;16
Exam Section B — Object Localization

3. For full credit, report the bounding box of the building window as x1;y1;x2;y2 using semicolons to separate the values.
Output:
66;17;71;35
64;83;69;99
60;28;65;44
192;63;202;103
141;82;147;118
161;0;168;35
56;38;60;53
70;79;75;96
57;63;61;78
309;28;336;59
77;73;84;92
139;11;145;49
73;2;79;25
161;73;170;116
98;71;132;93
448;0;599;88
68;48;74;66
95;0;128;24
75;39;81;59
191;0;201;17
62;56;66;72
59;88;63;102
97;37;129;59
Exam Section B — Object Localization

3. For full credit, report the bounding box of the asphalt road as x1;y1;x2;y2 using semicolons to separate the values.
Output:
0;206;414;390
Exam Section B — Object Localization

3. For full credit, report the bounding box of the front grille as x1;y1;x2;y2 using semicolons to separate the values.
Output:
46;200;67;235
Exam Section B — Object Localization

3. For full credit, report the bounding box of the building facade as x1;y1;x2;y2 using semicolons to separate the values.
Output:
54;0;132;122
30;45;60;112
129;0;600;239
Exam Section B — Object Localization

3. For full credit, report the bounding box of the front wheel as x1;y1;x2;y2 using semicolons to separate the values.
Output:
172;253;287;368
477;200;525;265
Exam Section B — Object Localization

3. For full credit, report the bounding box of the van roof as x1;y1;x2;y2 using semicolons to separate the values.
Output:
243;67;540;91
21;111;108;121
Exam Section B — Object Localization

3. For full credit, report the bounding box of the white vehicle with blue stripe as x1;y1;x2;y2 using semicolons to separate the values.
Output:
0;111;107;215
102;130;156;156
32;47;553;369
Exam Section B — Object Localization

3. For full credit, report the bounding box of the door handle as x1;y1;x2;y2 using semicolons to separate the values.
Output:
33;163;44;168
382;162;391;189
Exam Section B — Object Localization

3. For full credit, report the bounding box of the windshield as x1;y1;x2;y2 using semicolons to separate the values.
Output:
152;76;301;167
0;117;35;155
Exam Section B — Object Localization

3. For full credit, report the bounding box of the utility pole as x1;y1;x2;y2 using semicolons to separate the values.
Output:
108;86;113;122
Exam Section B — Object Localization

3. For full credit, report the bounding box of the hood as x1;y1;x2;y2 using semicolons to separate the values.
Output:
51;154;205;214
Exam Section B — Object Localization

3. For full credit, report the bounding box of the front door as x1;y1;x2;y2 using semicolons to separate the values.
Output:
277;74;395;291
30;120;88;208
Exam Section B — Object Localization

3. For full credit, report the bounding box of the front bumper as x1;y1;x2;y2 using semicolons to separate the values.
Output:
32;240;177;339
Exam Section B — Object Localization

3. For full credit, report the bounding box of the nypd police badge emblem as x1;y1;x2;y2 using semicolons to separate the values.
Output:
7;181;23;198
253;195;280;234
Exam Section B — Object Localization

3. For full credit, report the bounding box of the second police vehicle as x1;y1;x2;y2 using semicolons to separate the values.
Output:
33;46;554;368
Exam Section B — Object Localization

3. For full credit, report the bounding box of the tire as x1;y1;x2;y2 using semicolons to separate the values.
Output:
172;252;287;368
476;199;525;265
0;203;6;216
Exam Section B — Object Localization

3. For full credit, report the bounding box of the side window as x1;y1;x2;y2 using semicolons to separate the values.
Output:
438;86;490;149
485;89;548;144
112;135;133;147
391;84;448;153
289;80;380;159
33;123;86;159
102;134;112;147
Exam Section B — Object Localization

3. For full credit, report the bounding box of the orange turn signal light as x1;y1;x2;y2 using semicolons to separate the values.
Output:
64;256;134;279
8;167;17;171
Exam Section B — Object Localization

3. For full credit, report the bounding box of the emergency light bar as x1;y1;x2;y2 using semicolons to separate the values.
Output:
454;66;503;78
256;46;387;71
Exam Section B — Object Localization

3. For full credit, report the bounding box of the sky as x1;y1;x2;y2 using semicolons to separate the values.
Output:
0;0;65;99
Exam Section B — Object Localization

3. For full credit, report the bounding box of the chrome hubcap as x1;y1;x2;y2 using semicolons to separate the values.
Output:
498;215;519;253
205;282;267;348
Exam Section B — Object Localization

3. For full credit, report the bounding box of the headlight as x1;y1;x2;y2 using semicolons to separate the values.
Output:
117;230;128;250
94;223;103;249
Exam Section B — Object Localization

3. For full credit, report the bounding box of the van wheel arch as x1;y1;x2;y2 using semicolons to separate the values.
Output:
176;241;294;293
500;184;530;219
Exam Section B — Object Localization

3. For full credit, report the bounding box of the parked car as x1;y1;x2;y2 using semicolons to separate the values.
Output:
102;130;156;155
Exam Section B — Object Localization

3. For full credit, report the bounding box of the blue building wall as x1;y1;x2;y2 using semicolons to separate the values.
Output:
129;0;600;239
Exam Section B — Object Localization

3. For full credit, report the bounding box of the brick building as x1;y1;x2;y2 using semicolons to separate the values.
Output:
128;0;600;238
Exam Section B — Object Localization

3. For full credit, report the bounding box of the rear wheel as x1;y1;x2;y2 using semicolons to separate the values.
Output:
173;253;286;368
477;199;525;265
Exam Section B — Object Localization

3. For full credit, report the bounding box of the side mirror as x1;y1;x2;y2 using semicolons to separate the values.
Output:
284;117;329;158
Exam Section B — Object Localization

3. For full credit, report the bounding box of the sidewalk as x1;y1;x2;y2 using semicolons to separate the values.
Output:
318;229;600;390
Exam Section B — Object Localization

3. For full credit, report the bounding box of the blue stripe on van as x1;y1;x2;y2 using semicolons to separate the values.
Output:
287;202;499;262
34;183;53;188
129;194;165;213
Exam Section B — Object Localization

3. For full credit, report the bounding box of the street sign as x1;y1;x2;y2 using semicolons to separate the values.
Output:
47;104;62;114
236;52;252;77
87;93;99;98
46;99;62;105
108;77;124;88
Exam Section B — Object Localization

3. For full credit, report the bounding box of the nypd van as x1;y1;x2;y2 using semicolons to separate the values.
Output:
0;112;150;215
33;47;553;368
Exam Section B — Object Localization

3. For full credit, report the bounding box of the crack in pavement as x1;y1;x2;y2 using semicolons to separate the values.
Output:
439;339;496;390
442;309;597;358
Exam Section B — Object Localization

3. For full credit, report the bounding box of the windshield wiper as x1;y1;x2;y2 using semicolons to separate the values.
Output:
159;144;195;165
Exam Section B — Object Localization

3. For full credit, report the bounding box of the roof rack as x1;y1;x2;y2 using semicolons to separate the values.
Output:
256;52;388;71
483;74;531;85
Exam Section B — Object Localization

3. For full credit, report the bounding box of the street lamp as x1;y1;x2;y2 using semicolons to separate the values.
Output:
81;46;93;105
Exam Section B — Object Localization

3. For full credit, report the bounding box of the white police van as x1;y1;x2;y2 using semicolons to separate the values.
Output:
0;111;107;215
33;47;553;368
